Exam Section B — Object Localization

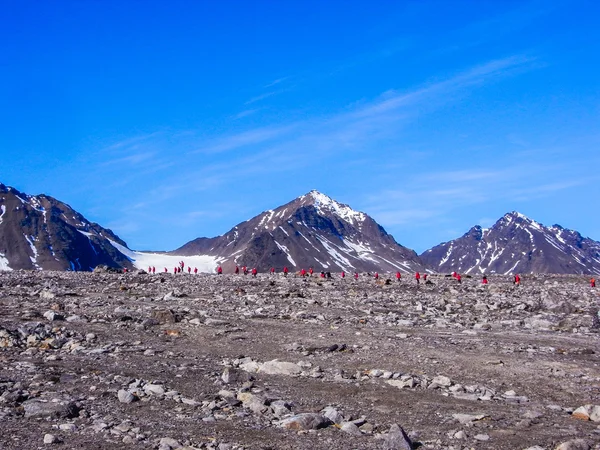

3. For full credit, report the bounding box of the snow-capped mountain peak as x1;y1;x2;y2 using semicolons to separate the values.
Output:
174;190;423;272
421;211;600;275
300;190;366;225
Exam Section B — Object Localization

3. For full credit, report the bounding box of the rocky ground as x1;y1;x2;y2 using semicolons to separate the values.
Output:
0;270;599;450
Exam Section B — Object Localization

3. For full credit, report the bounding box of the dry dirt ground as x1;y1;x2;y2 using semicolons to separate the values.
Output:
0;270;599;450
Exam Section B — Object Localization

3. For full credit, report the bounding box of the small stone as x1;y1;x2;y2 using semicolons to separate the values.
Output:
453;430;466;439
474;434;489;441
572;405;591;421
383;423;412;450
43;434;57;444
259;360;302;376
159;437;183;449
279;413;332;430
322;406;344;424
452;413;489;424
144;384;165;396
118;390;136;404
555;439;591;450
340;421;362;436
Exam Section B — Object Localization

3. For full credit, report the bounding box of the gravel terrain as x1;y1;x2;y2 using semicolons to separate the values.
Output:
0;270;599;449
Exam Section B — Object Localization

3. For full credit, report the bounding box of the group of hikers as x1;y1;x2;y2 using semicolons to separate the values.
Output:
141;263;596;288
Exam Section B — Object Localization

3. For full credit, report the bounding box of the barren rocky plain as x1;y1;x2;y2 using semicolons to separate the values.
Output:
1;270;599;450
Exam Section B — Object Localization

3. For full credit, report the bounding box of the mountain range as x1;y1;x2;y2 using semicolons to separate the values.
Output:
1;182;598;274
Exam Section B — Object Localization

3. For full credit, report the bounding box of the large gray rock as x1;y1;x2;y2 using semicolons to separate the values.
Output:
555;439;591;450
279;413;332;430
259;360;302;376
383;423;412;450
23;399;79;419
117;390;136;404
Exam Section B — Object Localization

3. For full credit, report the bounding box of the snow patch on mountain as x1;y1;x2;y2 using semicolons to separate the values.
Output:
274;240;296;266
0;205;6;225
0;253;11;271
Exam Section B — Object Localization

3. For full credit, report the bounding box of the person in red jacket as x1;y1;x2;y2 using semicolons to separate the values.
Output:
152;266;156;274
374;272;379;280
590;278;595;288
415;272;421;285
514;274;521;285
456;273;462;284
452;271;457;279
395;271;401;282
188;267;191;274
283;266;288;276
164;267;168;273
270;267;275;275
194;267;198;274
173;267;177;274
482;275;488;284
217;266;223;275
243;266;248;275
341;271;345;279
309;267;314;275
300;268;306;277
423;273;428;281
354;272;359;280
251;267;257;277
235;265;239;275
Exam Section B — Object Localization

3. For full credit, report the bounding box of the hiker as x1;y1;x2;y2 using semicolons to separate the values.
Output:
482;275;488;284
354;272;359;280
326;271;331;278
396;271;401;282
283;266;289;276
164;267;168;273
300;268;306;277
148;266;152;273
423;273;428;281
152;266;156;274
270;267;275;275
235;265;239;275
188;267;191;274
514;274;521;285
374;272;379;280
320;271;325;278
309;267;314;275
415;272;421;285
251;267;257;277
243;266;248;275
591;278;596;288
452;271;457;279
194;267;198;274
341;271;345;279
173;267;177;274
217;266;223;275
456;273;462;284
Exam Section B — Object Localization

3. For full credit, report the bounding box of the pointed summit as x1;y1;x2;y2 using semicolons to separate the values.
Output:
422;211;600;275
174;190;423;272
297;190;366;225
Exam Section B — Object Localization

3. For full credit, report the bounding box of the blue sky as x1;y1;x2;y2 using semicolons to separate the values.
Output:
2;0;599;252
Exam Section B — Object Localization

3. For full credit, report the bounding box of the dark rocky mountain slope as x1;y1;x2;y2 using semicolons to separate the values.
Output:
0;183;132;271
173;190;424;273
421;211;600;275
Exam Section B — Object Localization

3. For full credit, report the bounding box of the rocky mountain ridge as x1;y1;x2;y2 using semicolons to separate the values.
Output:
0;183;132;271
173;190;424;273
420;211;600;275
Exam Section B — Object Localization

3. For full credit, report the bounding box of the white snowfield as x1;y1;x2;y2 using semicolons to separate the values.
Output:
107;239;223;273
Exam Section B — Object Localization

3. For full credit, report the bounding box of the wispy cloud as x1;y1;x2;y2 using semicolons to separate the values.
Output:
264;77;289;88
